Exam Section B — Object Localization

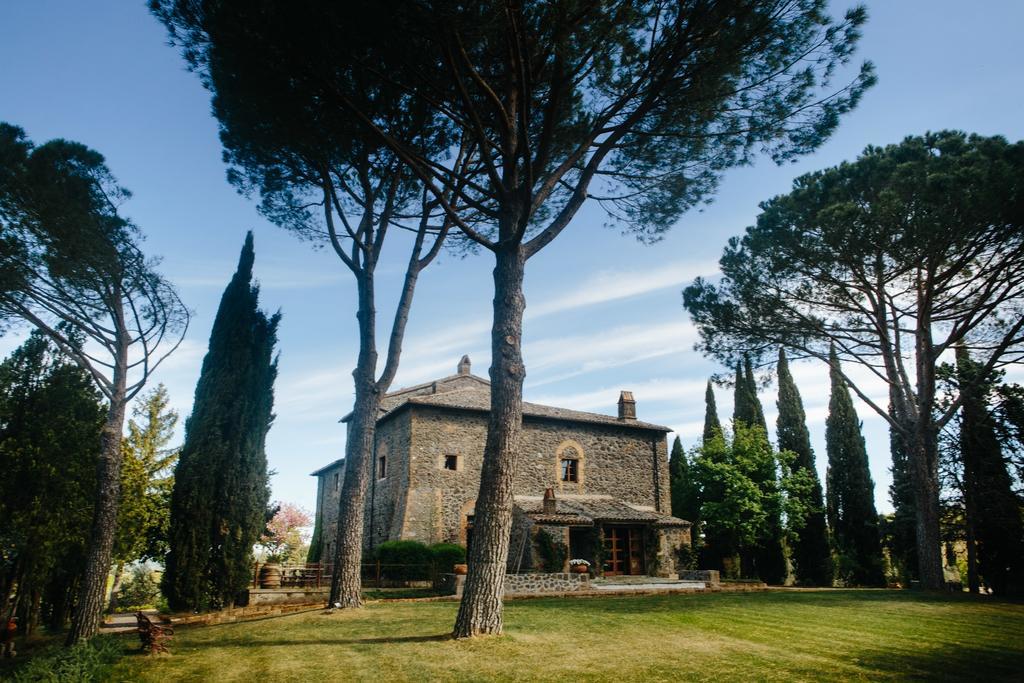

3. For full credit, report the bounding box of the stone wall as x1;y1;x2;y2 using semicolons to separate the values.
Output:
365;410;414;547
316;461;344;561
399;406;670;544
504;572;590;594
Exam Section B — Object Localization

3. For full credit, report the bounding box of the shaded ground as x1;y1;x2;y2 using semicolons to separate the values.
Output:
107;590;1023;682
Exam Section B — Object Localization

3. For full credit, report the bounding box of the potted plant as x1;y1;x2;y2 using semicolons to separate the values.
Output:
569;559;591;574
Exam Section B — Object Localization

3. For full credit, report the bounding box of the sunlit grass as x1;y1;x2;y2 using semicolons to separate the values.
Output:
108;590;1023;682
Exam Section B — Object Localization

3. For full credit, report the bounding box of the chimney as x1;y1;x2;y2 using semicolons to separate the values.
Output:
618;391;636;421
543;487;557;514
457;355;471;376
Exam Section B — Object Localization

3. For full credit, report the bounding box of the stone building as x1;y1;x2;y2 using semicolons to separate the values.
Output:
311;356;691;577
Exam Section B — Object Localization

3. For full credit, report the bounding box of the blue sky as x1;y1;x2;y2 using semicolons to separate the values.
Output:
2;1;1023;515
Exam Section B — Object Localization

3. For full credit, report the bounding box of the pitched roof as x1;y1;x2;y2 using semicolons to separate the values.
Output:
309;458;345;477
396;386;671;431
514;494;690;527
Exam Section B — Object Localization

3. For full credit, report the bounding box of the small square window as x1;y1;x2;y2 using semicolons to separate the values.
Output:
444;454;458;471
377;455;387;478
561;458;578;483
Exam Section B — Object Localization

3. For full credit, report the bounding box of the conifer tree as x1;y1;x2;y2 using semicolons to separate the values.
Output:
703;381;722;444
825;347;884;586
776;348;832;585
956;347;1024;596
669;436;701;530
163;233;279;611
887;405;918;585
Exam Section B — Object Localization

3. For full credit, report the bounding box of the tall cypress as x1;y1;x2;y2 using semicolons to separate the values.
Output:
669;436;701;528
956;347;1024;596
163;233;279;611
775;348;832;585
887;398;918;586
703;381;722;444
825;347;884;586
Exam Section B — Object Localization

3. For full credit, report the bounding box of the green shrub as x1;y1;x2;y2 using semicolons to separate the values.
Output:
429;543;466;573
676;544;698;571
373;540;432;581
11;635;124;683
116;565;161;610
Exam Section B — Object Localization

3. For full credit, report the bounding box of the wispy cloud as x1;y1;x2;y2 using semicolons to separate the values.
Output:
531;376;707;413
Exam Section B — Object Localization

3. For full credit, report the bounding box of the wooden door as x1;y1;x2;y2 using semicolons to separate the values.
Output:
602;526;645;576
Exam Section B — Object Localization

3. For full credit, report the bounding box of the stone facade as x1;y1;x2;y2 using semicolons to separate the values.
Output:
312;357;691;578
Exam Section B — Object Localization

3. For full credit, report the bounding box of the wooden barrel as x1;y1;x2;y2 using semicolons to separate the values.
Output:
258;563;281;589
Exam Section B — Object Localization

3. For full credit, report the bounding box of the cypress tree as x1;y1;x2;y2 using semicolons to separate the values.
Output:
825;347;884;586
163;233;279;611
956;347;1024;596
703;381;722;444
775;348;832;586
669;436;701;528
887;406;918;586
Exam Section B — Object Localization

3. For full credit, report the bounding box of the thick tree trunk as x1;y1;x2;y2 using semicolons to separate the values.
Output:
66;388;127;644
908;418;944;590
453;244;526;638
328;273;379;609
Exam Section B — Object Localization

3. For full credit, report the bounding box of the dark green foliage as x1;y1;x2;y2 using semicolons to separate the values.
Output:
305;519;323;564
776;348;832;586
695;423;793;582
535;529;568;573
429;544;467;575
684;131;1024;589
163;233;278;611
669;436;701;527
956;348;1024;596
703;382;722;444
373;541;433;581
0;332;105;632
887;417;918;585
8;635;124;683
825;349;884;586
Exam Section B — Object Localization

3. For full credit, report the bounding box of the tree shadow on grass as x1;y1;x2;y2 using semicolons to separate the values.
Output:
851;643;1023;682
183;633;453;649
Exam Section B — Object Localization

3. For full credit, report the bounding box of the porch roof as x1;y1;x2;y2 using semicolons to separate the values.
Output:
515;495;690;528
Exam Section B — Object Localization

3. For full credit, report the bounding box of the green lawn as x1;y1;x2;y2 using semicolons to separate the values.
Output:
107;590;1023;682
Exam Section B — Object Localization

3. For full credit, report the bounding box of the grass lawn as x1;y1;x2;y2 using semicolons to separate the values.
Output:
107;590;1023;682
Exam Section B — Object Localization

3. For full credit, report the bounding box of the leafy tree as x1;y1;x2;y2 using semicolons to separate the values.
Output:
0;124;189;642
703;381;723;445
684;131;1024;589
732;359;786;584
163;233;278;611
150;1;455;610
776;348;832;585
260;502;313;564
954;348;1024;596
108;385;178;611
158;0;872;636
694;422;808;582
0;332;105;632
825;348;884;586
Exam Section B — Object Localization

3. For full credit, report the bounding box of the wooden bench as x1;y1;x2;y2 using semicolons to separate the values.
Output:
135;611;173;654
